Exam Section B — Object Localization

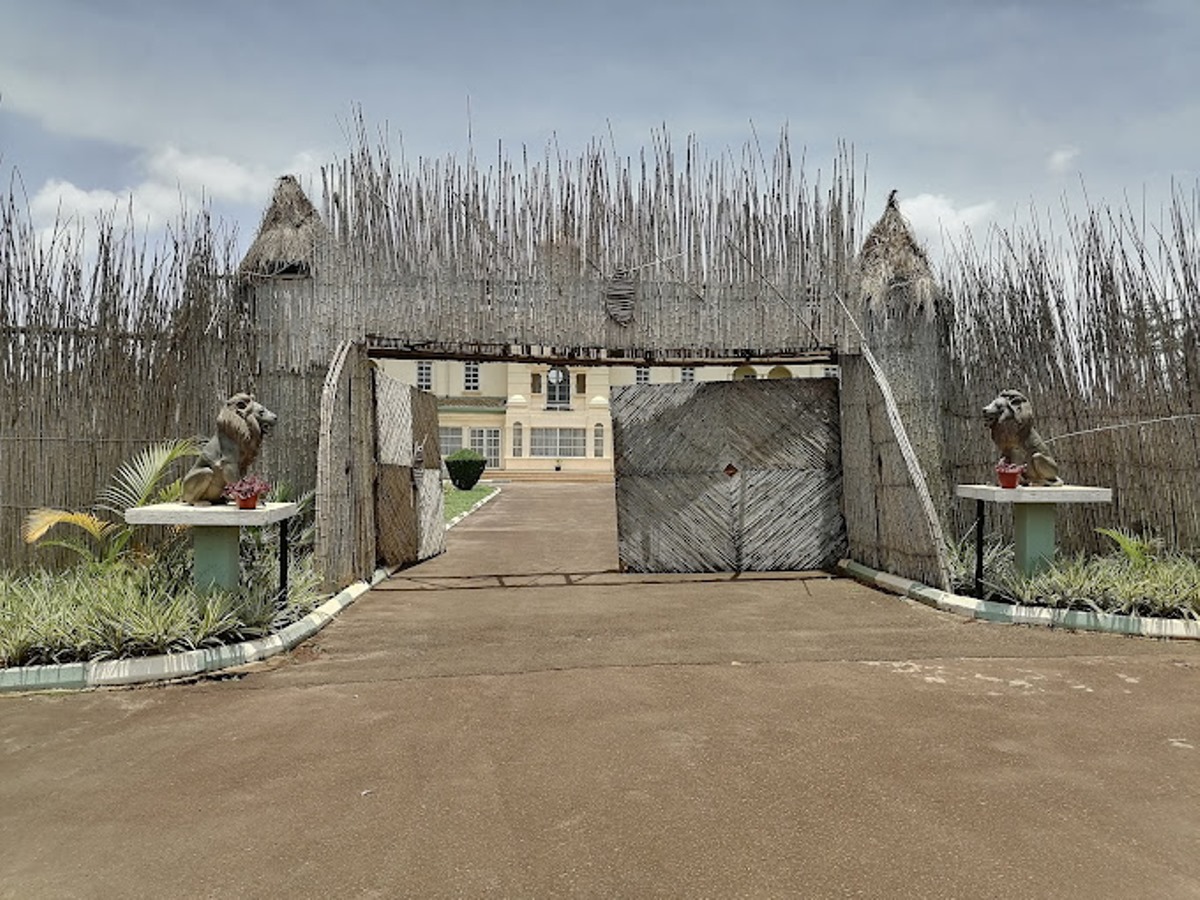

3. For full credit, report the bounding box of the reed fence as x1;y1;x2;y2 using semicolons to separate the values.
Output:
938;192;1200;555
0;197;246;568
5;120;1198;583
0;192;326;570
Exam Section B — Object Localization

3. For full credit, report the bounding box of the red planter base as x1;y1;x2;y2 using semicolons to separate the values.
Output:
995;466;1025;489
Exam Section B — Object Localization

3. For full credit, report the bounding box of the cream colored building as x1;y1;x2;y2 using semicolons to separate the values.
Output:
377;359;838;474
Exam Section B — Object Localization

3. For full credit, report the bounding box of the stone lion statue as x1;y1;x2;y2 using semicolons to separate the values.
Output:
181;393;278;504
983;389;1062;486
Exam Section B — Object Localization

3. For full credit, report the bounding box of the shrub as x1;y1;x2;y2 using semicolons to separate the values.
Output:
445;448;487;490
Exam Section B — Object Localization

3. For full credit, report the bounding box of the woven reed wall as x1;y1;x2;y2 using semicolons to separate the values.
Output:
611;380;846;572
837;289;952;589
840;353;947;588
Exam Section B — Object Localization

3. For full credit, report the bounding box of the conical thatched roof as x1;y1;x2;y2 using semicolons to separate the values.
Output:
238;175;327;278
857;190;936;320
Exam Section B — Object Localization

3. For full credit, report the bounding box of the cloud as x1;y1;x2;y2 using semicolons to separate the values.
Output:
898;193;998;259
145;148;266;204
29;179;178;231
26;146;323;238
1047;146;1081;174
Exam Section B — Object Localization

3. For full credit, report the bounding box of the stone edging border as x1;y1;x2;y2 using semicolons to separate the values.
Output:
837;558;1200;641
0;567;393;695
445;485;501;530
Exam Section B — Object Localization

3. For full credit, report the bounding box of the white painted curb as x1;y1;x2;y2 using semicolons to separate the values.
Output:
0;567;393;694
837;558;1200;641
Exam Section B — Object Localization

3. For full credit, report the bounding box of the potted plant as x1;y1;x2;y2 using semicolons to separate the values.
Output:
223;474;271;509
995;462;1025;489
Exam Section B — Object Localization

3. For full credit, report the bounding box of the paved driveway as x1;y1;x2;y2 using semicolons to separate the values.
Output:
2;483;1198;898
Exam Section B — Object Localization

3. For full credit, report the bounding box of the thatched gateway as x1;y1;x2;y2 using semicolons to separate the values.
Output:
239;157;1200;591
0;125;969;592
237;129;948;590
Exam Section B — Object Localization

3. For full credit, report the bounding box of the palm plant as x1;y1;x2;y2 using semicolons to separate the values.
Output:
1095;527;1164;568
22;438;199;565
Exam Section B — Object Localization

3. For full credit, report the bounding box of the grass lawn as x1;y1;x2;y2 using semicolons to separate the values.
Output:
444;484;498;522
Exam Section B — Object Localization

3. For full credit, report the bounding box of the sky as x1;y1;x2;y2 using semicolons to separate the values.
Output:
3;0;1198;267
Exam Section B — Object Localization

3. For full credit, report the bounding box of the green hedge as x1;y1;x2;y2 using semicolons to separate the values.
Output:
445;448;487;490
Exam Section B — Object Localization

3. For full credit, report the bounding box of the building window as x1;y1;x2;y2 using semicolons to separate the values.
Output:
416;361;432;391
594;423;604;458
576;372;587;395
824;366;840;380
531;372;542;394
470;427;501;468
464;361;480;392
547;366;570;409
512;422;523;458
439;426;463;456
680;367;695;383
636;366;650;384
530;427;587;457
768;365;792;380
732;365;757;381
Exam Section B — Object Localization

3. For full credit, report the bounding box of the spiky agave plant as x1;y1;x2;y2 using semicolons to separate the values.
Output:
22;438;198;564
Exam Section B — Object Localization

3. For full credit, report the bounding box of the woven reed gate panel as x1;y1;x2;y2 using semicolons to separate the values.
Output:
375;465;417;567
375;374;414;466
410;390;442;471
616;475;738;572
371;371;445;566
417;468;446;560
611;380;845;572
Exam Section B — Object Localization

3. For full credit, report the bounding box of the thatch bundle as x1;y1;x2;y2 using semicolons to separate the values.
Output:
238;176;326;278
857;190;936;321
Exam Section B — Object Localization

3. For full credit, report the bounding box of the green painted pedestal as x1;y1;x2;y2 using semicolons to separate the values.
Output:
125;502;299;594
1012;503;1057;575
956;484;1113;582
192;526;241;591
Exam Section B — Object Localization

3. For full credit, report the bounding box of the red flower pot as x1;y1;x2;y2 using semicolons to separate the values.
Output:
237;494;260;510
995;464;1025;489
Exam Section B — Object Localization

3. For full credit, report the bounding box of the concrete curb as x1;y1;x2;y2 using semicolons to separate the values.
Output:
0;567;394;695
837;558;1200;641
445;485;501;530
